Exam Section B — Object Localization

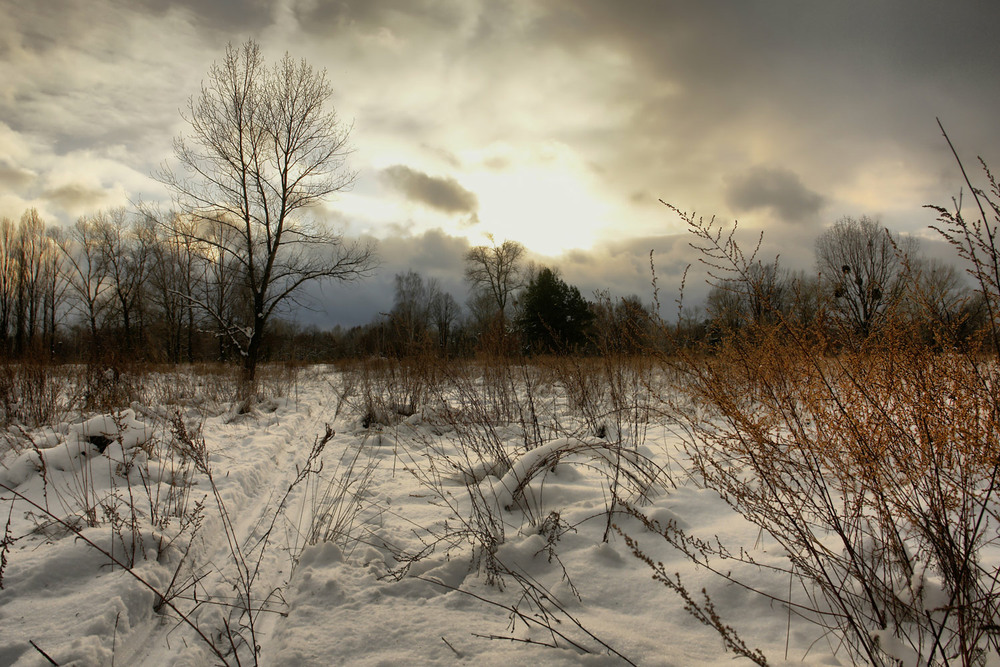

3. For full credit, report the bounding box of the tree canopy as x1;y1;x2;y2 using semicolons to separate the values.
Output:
517;267;593;353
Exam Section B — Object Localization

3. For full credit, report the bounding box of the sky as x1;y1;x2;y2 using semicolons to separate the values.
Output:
1;0;999;328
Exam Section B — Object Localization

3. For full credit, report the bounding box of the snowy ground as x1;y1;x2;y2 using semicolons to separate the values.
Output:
0;365;844;666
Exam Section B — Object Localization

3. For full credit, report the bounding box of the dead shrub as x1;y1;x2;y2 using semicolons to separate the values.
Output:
632;192;1000;666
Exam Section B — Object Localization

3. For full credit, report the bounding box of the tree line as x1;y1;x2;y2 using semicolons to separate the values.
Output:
0;205;282;365
0;206;981;365
702;214;983;350
354;214;984;359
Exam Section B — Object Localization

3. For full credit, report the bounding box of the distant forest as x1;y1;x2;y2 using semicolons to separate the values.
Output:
0;205;983;366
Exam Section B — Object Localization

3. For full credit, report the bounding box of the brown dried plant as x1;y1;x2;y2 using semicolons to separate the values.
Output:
633;167;1000;666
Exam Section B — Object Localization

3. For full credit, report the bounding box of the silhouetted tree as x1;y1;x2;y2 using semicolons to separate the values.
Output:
157;38;375;393
464;237;524;329
428;281;461;356
903;256;981;347
389;270;432;353
815;215;916;340
148;213;201;362
14;209;47;356
60;216;111;358
592;292;651;354
96;208;152;352
517;267;593;353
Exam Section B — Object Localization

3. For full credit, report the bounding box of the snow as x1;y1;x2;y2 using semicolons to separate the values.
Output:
0;366;859;665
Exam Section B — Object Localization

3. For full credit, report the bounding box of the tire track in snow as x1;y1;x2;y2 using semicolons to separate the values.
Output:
120;401;329;665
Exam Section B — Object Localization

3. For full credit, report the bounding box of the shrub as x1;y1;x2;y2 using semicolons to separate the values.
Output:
630;180;1000;666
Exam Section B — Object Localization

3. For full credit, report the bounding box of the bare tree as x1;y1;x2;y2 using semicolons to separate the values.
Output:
95;208;152;352
706;260;789;333
390;270;432;353
464;236;525;328
60;216;111;358
428;278;461;356
40;227;68;360
0;217;16;353
14;209;47;356
157;39;375;390
815;215;916;339
148;213;202;363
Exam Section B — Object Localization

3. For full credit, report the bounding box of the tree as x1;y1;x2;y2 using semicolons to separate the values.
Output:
60;216;111;359
39;226;67;360
592;292;651;354
464;237;525;329
903;256;981;346
428;281;461;356
0;217;15;353
517;266;593;353
389;270;432;353
158;39;375;391
815;215;916;340
95;208;152;353
148;213;201;363
14;209;47;356
706;261;789;332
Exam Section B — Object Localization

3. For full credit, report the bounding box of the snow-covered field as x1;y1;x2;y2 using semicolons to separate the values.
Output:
0;363;910;665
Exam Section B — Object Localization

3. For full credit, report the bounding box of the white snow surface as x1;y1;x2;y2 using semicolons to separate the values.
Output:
0;369;844;666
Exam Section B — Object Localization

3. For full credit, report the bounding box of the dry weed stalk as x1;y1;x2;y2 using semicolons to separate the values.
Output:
297;436;381;559
0;361;70;428
637;183;1000;666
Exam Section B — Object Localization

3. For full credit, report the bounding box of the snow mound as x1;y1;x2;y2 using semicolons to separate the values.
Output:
69;409;153;451
0;409;153;487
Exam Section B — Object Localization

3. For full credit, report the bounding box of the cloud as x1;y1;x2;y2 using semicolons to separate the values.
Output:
296;0;466;37
292;223;832;329
1;0;996;288
381;165;479;216
42;183;107;212
295;227;473;328
133;0;273;32
725;166;825;223
0;164;36;190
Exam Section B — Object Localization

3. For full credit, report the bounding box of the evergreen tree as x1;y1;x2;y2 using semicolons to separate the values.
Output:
517;267;593;353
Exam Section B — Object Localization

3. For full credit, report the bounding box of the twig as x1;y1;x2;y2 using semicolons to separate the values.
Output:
440;636;463;658
29;640;60;666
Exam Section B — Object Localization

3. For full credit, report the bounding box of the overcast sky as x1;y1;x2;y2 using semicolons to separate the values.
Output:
2;1;998;327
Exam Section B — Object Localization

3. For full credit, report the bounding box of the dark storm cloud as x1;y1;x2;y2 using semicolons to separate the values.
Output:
2;0;996;330
294;228;690;328
299;216;851;330
565;234;699;301
0;2;206;178
42;183;106;211
522;0;1000;216
532;1;1000;91
725;166;825;223
297;228;473;328
381;165;478;216
377;227;470;280
7;0;271;51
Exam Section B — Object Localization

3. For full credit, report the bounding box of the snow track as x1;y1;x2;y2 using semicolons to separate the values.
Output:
124;401;330;666
0;397;334;666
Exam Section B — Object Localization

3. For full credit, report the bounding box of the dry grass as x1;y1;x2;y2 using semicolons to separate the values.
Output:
638;194;1000;666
